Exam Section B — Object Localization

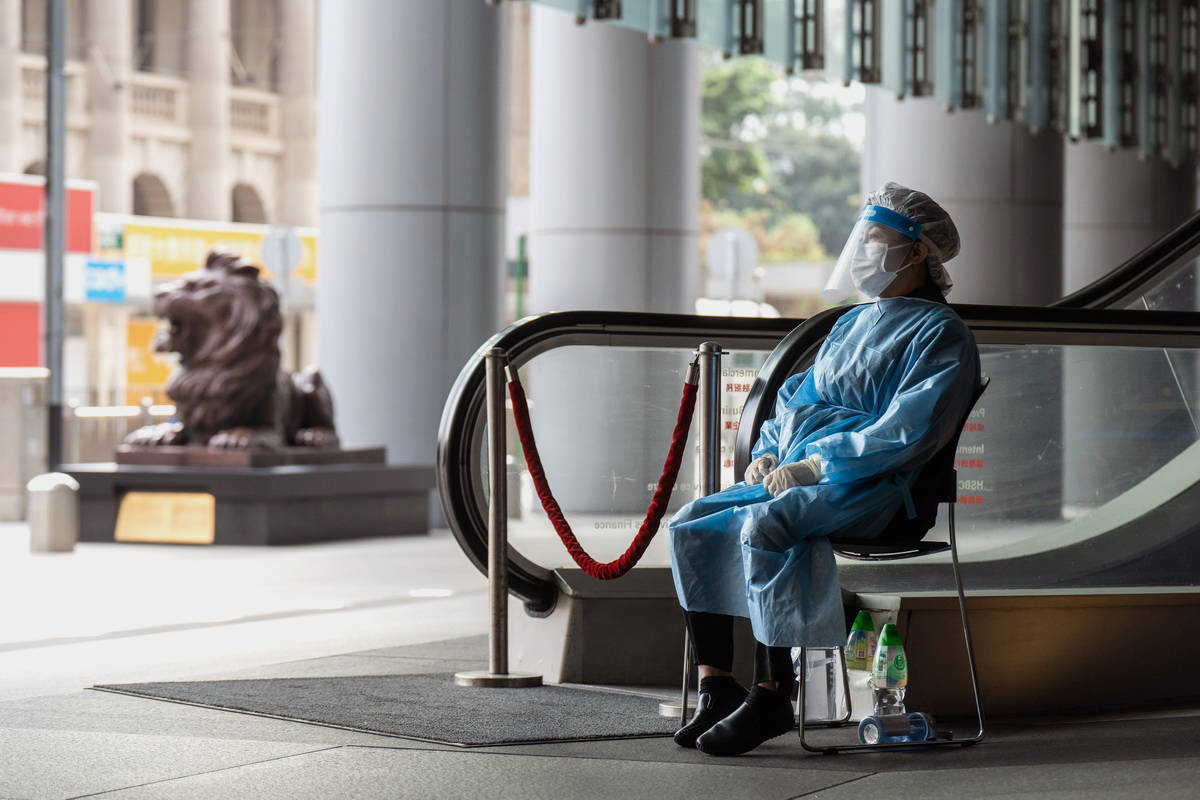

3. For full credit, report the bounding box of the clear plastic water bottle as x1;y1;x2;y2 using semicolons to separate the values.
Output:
870;623;907;716
844;610;877;671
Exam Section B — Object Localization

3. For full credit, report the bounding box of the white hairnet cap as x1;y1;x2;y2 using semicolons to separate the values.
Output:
866;182;960;295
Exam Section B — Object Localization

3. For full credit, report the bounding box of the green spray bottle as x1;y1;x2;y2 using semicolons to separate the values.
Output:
844;610;877;670
870;623;907;715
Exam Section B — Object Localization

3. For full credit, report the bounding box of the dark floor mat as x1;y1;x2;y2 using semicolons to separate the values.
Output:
93;673;676;747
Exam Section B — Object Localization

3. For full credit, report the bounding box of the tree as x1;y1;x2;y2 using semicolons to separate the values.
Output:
700;58;775;201
700;202;824;264
700;55;863;260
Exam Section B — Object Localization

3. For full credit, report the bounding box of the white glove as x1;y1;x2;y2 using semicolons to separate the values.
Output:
763;454;823;497
744;453;777;485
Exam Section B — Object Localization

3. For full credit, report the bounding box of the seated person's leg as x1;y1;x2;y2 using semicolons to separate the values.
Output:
754;642;796;696
673;611;748;749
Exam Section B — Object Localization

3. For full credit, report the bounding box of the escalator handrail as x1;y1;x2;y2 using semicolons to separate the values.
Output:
1054;209;1200;309
437;311;799;614
440;308;1200;613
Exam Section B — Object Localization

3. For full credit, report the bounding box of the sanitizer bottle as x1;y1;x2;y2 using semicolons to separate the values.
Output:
844;610;877;670
870;623;907;716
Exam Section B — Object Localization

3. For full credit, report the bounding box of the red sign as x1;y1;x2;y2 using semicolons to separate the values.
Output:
0;178;92;253
0;302;40;366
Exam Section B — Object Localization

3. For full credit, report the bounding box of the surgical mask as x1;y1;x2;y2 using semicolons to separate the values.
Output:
848;241;915;299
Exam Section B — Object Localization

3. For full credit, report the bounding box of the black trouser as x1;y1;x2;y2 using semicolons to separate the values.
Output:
685;610;795;691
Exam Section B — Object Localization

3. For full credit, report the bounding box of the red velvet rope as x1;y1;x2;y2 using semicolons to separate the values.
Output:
508;375;698;580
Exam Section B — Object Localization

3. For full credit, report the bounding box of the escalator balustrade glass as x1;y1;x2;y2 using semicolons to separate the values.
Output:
486;344;772;571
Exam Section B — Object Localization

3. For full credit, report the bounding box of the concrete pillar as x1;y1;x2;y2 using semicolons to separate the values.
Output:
278;0;316;226
861;89;1064;306
523;9;700;514
317;0;505;471
87;0;133;213
187;0;231;221
26;472;78;552
528;7;699;315
1061;143;1196;518
506;1;531;200
1062;142;1195;295
0;0;21;173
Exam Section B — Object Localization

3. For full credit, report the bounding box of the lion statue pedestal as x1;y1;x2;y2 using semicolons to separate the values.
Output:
67;251;434;545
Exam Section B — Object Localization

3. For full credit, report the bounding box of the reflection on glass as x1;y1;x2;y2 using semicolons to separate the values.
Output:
485;342;1200;590
1127;253;1200;311
484;346;771;569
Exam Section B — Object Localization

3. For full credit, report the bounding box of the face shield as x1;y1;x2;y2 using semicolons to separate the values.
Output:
822;205;924;303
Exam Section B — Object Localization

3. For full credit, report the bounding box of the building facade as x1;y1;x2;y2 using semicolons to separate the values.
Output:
13;0;315;226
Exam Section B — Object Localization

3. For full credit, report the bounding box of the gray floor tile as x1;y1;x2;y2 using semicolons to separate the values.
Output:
352;635;488;661
808;757;1200;799
86;746;866;800
0;728;335;800
215;654;486;679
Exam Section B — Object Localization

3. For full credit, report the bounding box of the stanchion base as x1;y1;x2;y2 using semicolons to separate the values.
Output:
453;671;543;688
659;698;694;718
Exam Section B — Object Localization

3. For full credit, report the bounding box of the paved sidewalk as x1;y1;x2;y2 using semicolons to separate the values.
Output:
1;524;1197;799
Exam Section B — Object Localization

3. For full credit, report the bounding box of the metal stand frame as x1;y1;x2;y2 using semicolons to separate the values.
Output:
795;645;854;730
455;348;543;688
798;502;985;753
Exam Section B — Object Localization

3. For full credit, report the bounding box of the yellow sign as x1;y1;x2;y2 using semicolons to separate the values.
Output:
125;317;173;406
121;220;317;284
115;492;216;544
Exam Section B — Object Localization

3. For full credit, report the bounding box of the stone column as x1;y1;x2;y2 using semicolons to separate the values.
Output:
861;89;1064;305
524;8;700;514
1062;142;1195;295
278;0;316;226
187;0;230;221
87;0;132;212
528;8;699;315
1061;142;1196;519
317;0;505;473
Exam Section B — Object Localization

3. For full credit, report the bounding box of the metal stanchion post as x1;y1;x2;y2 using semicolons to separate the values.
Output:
456;348;543;688
660;342;722;718
695;342;723;498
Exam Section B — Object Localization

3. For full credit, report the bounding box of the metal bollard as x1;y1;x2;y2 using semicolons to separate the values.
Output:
27;472;78;552
695;342;723;498
455;348;543;688
662;341;723;719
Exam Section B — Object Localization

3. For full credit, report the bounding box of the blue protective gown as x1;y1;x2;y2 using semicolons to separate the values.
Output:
669;296;981;647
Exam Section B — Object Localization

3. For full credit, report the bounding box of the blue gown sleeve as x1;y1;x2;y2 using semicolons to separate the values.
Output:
805;319;979;484
751;369;812;460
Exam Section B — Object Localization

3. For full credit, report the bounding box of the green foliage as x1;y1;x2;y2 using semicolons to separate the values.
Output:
700;59;777;201
700;55;863;260
700;202;824;264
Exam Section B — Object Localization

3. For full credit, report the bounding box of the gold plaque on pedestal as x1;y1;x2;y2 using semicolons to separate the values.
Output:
115;492;216;544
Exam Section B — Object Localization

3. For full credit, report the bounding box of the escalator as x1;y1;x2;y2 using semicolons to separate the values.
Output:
439;210;1200;613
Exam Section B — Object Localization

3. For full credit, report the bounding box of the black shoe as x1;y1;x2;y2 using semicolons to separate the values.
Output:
673;678;749;748
695;685;795;756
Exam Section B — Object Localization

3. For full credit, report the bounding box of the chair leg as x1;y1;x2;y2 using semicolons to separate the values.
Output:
948;502;986;745
797;646;855;754
801;504;985;754
836;646;853;724
679;627;694;725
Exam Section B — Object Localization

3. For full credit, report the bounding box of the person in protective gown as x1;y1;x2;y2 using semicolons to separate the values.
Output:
671;183;982;756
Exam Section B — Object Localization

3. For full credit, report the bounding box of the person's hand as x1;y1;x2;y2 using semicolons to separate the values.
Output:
763;455;822;497
744;453;777;485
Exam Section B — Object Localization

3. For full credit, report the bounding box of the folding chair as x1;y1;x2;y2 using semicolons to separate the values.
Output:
797;378;989;753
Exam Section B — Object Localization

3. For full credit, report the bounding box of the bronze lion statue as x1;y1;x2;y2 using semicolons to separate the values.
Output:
125;249;339;450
